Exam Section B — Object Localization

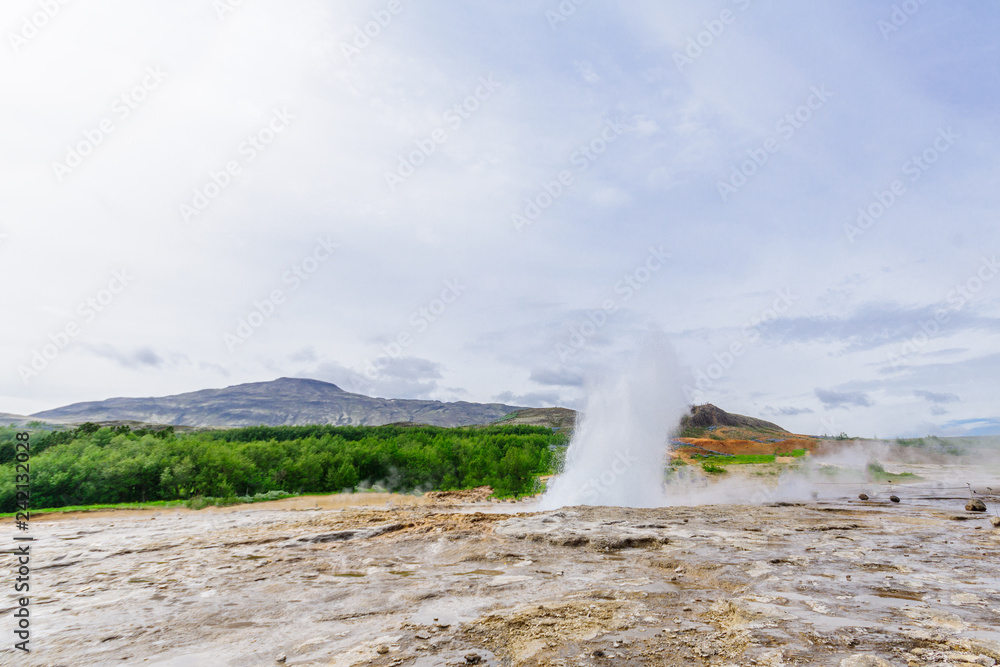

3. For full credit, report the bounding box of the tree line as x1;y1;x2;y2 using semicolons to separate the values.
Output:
0;423;566;512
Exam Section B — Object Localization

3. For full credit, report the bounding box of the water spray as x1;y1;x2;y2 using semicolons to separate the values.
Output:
538;332;686;510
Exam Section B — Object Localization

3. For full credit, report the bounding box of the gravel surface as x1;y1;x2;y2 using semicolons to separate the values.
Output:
5;488;1000;666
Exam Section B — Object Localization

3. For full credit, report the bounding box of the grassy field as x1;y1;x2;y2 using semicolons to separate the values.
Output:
0;499;186;518
693;449;808;467
865;462;921;481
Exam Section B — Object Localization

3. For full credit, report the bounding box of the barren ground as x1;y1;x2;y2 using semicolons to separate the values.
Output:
6;480;1000;666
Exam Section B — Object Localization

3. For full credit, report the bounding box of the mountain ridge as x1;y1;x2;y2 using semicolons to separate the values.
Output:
25;379;791;436
30;377;525;428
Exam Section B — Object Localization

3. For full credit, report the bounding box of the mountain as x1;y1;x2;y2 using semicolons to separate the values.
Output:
25;383;788;436
30;378;526;428
681;403;789;433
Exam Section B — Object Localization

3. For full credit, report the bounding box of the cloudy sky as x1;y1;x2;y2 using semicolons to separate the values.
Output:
3;1;999;437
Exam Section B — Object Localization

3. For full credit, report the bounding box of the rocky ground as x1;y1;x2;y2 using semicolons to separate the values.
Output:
5;482;1000;667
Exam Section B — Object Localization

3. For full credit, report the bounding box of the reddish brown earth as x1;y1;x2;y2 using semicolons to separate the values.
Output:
673;437;822;461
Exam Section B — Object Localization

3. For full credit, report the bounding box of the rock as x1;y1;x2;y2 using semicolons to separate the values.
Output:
291;523;404;543
945;651;995;666
376;646;389;655
858;494;869;500
840;654;893;667
903;605;967;632
275;655;286;664
889;495;900;503
465;653;483;664
991;516;1000;527
495;511;670;549
966;499;987;512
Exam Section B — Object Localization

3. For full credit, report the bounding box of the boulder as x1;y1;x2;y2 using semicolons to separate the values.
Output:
966;499;987;512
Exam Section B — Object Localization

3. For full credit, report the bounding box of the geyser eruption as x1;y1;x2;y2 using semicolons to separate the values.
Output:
538;333;687;509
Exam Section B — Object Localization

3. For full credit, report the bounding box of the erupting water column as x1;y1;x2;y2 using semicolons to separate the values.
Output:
538;332;688;509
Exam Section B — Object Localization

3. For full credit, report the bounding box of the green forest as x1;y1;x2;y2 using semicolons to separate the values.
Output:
0;423;566;512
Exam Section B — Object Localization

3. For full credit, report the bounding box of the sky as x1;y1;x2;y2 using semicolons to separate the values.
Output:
2;0;999;438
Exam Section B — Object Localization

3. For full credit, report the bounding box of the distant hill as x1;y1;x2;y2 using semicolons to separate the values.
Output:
681;403;788;434
0;412;69;428
491;407;577;432
30;378;526;428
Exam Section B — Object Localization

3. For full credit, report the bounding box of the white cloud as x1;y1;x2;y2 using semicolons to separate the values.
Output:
2;1;999;436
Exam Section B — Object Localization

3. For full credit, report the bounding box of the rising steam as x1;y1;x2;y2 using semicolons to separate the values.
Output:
538;332;688;509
